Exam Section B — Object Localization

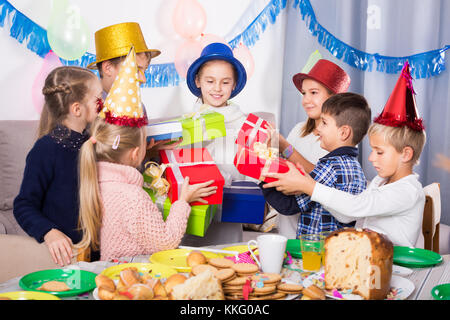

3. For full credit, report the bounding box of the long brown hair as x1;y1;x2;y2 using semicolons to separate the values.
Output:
300;86;334;137
38;66;97;138
75;117;145;251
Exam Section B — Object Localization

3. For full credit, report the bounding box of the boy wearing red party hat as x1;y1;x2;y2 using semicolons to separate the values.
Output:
268;62;426;247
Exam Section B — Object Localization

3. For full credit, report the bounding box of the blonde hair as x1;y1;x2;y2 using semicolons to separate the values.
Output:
368;122;426;165
75;117;145;251
38;66;97;138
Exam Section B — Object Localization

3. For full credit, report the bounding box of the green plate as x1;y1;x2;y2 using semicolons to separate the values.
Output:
431;283;450;300
393;246;442;268
19;269;97;297
285;239;302;259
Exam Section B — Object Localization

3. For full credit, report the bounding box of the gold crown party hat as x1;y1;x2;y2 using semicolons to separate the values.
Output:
99;46;148;127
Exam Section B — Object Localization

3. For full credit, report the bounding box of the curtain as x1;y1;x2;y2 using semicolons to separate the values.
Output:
280;0;450;225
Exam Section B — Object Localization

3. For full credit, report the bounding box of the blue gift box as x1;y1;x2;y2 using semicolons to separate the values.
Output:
221;180;266;224
146;120;183;142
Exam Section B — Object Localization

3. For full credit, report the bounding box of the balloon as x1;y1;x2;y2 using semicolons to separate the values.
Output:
301;50;322;73
32;51;63;114
172;0;207;39
199;33;230;49
174;39;203;78
47;0;90;61
233;43;255;79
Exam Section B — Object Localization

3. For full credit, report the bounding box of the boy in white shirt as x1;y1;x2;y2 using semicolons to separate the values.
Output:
264;62;426;247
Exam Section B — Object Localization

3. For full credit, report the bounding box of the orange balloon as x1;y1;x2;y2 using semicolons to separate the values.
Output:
172;0;207;39
174;38;203;78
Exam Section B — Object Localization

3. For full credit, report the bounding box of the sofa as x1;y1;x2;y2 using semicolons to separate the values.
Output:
0;120;39;236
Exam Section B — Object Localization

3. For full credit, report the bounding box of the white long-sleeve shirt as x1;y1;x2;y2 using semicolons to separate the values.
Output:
311;174;425;247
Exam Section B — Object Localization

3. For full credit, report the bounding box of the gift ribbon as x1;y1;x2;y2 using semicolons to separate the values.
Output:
164;150;215;200
244;117;268;148
181;104;214;141
253;142;279;181
143;161;171;196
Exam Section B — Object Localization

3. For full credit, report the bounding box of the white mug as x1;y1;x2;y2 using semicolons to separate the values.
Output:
247;234;288;274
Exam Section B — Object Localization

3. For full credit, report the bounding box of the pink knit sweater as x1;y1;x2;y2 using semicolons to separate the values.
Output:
97;161;191;261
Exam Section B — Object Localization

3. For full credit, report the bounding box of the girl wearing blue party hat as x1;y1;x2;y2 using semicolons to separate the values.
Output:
182;42;251;245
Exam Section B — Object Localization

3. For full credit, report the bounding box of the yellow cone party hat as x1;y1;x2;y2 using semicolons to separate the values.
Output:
99;46;148;127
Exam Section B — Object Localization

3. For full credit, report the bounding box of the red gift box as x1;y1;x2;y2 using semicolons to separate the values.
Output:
235;113;271;149
234;146;302;183
159;148;224;206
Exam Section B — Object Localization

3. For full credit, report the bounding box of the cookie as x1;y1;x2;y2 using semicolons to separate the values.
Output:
191;264;218;276
208;257;235;269
232;263;259;275
214;268;236;283
38;280;71;292
223;276;249;286
249;292;287;300
276;282;304;295
251;273;282;285
251;285;276;296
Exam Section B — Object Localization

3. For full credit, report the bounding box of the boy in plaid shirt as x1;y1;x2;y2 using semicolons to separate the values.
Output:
260;93;371;236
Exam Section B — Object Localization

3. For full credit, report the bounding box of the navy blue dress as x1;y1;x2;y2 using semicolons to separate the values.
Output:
13;125;89;243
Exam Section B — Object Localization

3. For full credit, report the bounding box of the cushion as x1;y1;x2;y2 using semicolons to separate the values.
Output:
0;120;39;210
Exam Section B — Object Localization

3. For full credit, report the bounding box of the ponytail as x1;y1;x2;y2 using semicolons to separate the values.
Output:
75;137;103;252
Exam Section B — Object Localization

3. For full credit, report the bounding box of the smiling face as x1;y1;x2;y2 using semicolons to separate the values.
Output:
300;79;333;120
316;112;342;151
194;60;236;108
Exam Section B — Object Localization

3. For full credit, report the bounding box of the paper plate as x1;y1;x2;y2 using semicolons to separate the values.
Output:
285;239;302;259
0;291;60;300
393;246;443;268
149;249;223;272
19;269;97;297
101;263;177;280
303;273;414;300
221;245;258;255
431;283;450;300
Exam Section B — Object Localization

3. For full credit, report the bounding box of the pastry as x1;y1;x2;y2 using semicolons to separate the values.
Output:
186;250;207;267
98;285;116;300
164;273;187;294
323;228;393;300
302;284;326;300
119;268;140;287
127;283;154;300
95;274;116;292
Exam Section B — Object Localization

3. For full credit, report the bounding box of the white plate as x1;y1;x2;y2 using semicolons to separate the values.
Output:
392;265;413;276
302;273;414;300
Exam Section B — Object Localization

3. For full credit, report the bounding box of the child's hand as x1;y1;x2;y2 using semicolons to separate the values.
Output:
44;228;73;267
147;137;183;151
262;161;316;196
179;177;217;204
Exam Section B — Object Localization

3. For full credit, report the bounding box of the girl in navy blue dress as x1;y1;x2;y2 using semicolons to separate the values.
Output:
14;66;103;266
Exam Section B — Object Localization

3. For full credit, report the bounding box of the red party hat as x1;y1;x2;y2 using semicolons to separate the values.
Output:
374;61;424;131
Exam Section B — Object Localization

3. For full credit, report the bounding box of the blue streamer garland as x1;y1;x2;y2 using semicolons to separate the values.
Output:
0;0;448;87
293;0;450;79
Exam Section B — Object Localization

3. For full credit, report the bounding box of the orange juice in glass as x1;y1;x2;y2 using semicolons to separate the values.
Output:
320;231;333;264
300;234;324;271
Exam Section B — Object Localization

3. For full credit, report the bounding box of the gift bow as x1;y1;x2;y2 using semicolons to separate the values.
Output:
180;104;215;142
253;142;279;181
143;161;171;196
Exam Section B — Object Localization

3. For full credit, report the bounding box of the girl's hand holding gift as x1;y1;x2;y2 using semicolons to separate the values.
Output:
262;161;315;196
179;177;218;204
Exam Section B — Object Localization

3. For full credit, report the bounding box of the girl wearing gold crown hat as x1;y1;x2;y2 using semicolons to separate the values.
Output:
76;48;217;260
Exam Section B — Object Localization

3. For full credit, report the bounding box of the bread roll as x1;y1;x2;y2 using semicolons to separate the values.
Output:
324;228;393;300
98;286;117;300
128;283;154;300
164;274;187;294
95;274;116;292
187;250;207;267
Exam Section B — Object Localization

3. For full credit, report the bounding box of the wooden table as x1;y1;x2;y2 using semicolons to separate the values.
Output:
0;245;448;300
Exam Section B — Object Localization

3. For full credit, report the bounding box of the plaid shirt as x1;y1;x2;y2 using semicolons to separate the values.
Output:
295;146;367;236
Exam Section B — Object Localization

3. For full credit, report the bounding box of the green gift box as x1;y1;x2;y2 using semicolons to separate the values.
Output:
143;187;217;237
176;111;226;147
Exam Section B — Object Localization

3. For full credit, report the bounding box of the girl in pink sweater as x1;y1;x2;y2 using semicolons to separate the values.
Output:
75;117;216;261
